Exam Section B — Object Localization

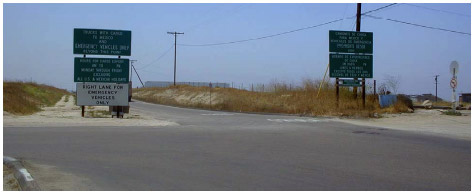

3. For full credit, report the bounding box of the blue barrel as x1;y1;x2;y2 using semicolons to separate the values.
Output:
379;95;397;108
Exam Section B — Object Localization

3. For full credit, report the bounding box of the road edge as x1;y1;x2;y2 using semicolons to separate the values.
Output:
3;156;41;191
132;99;337;118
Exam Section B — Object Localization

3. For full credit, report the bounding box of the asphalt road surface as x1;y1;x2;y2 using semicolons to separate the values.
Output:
3;100;471;190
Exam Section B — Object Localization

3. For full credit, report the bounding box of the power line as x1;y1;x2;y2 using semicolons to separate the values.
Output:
402;3;470;17
386;18;471;35
137;69;168;76
365;14;470;35
179;4;399;47
361;3;398;16
178;18;343;47
347;3;399;19
338;4;349;29
136;44;174;70
184;4;252;33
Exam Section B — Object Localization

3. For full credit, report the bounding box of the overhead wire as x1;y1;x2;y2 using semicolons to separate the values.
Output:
364;14;471;36
178;19;343;47
361;3;399;16
135;44;174;70
179;3;401;47
402;3;470;17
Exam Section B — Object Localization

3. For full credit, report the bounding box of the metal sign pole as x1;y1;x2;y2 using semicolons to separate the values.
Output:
209;82;212;109
336;78;339;107
449;61;459;112
362;78;366;108
82;54;86;117
452;71;456;112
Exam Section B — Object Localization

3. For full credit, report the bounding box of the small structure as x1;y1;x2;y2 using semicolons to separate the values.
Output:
379;95;397;108
459;93;471;103
405;94;443;103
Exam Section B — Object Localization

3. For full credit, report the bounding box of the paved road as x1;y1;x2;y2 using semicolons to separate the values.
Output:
3;100;471;190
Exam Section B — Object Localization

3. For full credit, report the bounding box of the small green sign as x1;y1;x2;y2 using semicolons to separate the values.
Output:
329;30;373;54
74;58;129;83
340;79;361;87
330;53;373;78
74;28;131;56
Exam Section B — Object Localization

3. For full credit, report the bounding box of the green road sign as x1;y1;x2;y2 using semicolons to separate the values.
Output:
74;58;129;83
329;30;373;54
330;53;373;78
339;79;361;87
74;28;131;56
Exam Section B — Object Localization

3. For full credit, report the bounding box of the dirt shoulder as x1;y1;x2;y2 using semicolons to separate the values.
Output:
3;95;178;127
333;109;471;140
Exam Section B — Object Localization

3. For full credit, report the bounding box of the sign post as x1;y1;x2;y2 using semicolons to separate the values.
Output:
450;61;459;112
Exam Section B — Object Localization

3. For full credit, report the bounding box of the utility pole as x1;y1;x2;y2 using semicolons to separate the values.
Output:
434;75;439;103
168;31;184;86
130;60;137;84
356;3;366;108
353;3;362;101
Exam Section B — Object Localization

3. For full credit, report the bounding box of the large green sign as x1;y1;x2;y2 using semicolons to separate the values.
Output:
74;58;129;83
329;30;373;54
329;54;373;78
74;28;131;56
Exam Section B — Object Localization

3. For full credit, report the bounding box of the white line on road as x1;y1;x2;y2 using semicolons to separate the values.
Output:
201;113;235;116
267;118;327;123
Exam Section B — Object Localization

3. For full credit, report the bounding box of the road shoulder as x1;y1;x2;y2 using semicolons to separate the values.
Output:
332;109;471;140
3;95;179;127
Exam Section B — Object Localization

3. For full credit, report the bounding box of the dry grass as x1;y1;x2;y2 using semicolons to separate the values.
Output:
4;81;70;115
133;80;411;118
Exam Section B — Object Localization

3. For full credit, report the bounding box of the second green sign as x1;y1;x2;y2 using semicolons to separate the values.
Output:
329;54;373;78
74;58;129;83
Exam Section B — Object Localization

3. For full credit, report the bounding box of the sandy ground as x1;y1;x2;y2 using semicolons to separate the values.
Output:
3;95;178;127
134;89;222;106
21;161;101;191
3;165;20;191
333;109;471;140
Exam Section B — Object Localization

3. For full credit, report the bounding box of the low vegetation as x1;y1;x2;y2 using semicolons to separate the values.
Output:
442;110;462;116
133;79;412;118
4;81;70;115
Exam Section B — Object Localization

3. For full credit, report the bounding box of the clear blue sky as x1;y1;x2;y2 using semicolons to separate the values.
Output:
3;3;471;100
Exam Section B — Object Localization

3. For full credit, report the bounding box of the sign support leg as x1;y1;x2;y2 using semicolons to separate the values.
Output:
373;80;376;102
362;78;366;108
336;78;339;108
81;106;85;117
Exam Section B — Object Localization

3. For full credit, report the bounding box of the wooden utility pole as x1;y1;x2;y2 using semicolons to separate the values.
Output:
356;3;366;108
167;32;184;86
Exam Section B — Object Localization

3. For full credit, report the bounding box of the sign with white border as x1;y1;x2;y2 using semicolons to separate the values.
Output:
76;83;129;106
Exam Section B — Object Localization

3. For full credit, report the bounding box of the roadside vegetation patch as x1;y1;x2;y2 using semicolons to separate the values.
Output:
133;79;412;118
442;110;462;116
4;81;70;115
3;165;20;191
